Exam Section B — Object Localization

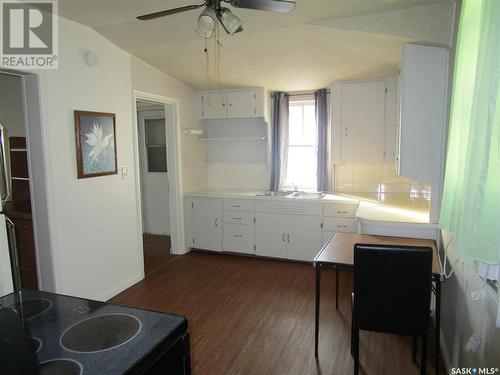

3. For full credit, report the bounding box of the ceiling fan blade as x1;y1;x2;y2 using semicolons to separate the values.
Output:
228;0;295;13
137;4;205;21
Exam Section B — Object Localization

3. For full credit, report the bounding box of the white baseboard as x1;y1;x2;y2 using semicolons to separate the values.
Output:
93;272;144;302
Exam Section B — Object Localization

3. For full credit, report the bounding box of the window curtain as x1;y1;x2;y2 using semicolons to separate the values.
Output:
270;92;289;191
440;0;500;264
315;89;329;192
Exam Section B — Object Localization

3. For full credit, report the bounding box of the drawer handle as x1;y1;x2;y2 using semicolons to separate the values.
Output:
337;210;348;214
232;204;241;208
233;217;242;221
233;234;242;238
337;225;348;228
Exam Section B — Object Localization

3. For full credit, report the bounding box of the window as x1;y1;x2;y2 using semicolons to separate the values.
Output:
284;99;317;190
144;119;167;173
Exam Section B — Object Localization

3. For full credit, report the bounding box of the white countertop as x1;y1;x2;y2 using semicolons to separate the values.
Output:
185;188;431;224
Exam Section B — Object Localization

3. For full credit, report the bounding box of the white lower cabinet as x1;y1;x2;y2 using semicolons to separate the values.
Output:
186;196;358;261
190;198;222;252
286;215;323;261
255;213;322;261
223;224;255;254
255;213;287;259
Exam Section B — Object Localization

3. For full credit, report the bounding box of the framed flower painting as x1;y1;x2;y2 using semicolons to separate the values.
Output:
74;111;117;179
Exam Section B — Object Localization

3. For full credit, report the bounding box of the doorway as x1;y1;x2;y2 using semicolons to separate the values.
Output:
0;70;53;294
136;100;175;274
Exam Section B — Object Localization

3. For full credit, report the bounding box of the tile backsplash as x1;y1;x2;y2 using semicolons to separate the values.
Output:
335;164;431;197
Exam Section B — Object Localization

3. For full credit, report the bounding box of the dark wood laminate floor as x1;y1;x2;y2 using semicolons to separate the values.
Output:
111;251;440;375
143;234;177;276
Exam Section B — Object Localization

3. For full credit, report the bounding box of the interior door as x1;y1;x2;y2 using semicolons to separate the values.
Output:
138;111;170;235
226;90;257;118
192;199;222;251
287;215;323;261
340;80;386;164
255;213;286;258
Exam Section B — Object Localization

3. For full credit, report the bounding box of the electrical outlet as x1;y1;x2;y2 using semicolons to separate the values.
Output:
465;334;481;355
471;290;485;301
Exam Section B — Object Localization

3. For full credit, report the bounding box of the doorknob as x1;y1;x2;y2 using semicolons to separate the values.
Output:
214;218;219;227
282;233;285;242
287;234;290;243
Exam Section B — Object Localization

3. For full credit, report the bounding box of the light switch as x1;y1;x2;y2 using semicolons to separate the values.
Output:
121;167;129;180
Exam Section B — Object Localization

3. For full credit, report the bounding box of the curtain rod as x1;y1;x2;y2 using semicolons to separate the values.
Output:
271;90;330;97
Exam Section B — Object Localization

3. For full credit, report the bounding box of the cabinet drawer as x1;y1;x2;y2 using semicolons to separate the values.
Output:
323;203;358;218
223;199;253;212
323;218;357;232
223;211;254;225
223;224;255;254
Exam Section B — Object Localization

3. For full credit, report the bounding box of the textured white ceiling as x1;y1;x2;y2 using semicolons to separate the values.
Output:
59;0;453;91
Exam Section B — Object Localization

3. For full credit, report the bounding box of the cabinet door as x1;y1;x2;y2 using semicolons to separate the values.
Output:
223;224;255;254
255;213;287;258
202;93;227;119
286;215;323;262
340;80;386;164
192;199;222;251
226;90;257;118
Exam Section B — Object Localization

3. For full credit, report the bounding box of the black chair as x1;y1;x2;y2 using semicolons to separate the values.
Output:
351;244;432;375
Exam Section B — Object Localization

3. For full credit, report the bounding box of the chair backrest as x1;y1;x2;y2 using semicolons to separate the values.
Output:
353;243;433;336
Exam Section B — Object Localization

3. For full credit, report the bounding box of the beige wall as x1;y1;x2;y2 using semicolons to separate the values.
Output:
130;57;204;193
27;17;202;300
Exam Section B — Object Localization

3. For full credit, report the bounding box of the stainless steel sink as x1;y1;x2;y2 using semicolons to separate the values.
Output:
290;191;326;199
256;190;295;197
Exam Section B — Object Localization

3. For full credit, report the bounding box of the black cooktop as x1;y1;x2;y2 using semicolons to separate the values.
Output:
0;290;188;374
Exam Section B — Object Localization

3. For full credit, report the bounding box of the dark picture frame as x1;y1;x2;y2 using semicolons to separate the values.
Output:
74;110;118;179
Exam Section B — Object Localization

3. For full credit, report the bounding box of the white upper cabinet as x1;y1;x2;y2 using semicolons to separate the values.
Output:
398;43;449;223
331;77;397;164
398;44;448;184
201;92;227;119
196;88;264;119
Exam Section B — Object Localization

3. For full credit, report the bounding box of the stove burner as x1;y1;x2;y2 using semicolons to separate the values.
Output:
9;298;52;320
39;359;83;375
60;313;141;353
31;336;43;353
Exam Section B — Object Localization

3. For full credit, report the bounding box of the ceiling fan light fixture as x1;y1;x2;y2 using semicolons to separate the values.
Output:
196;7;217;39
218;8;243;35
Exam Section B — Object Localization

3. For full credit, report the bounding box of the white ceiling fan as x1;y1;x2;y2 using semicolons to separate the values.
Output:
137;0;296;38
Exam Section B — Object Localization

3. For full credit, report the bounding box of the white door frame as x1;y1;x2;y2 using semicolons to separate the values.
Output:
132;90;186;255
